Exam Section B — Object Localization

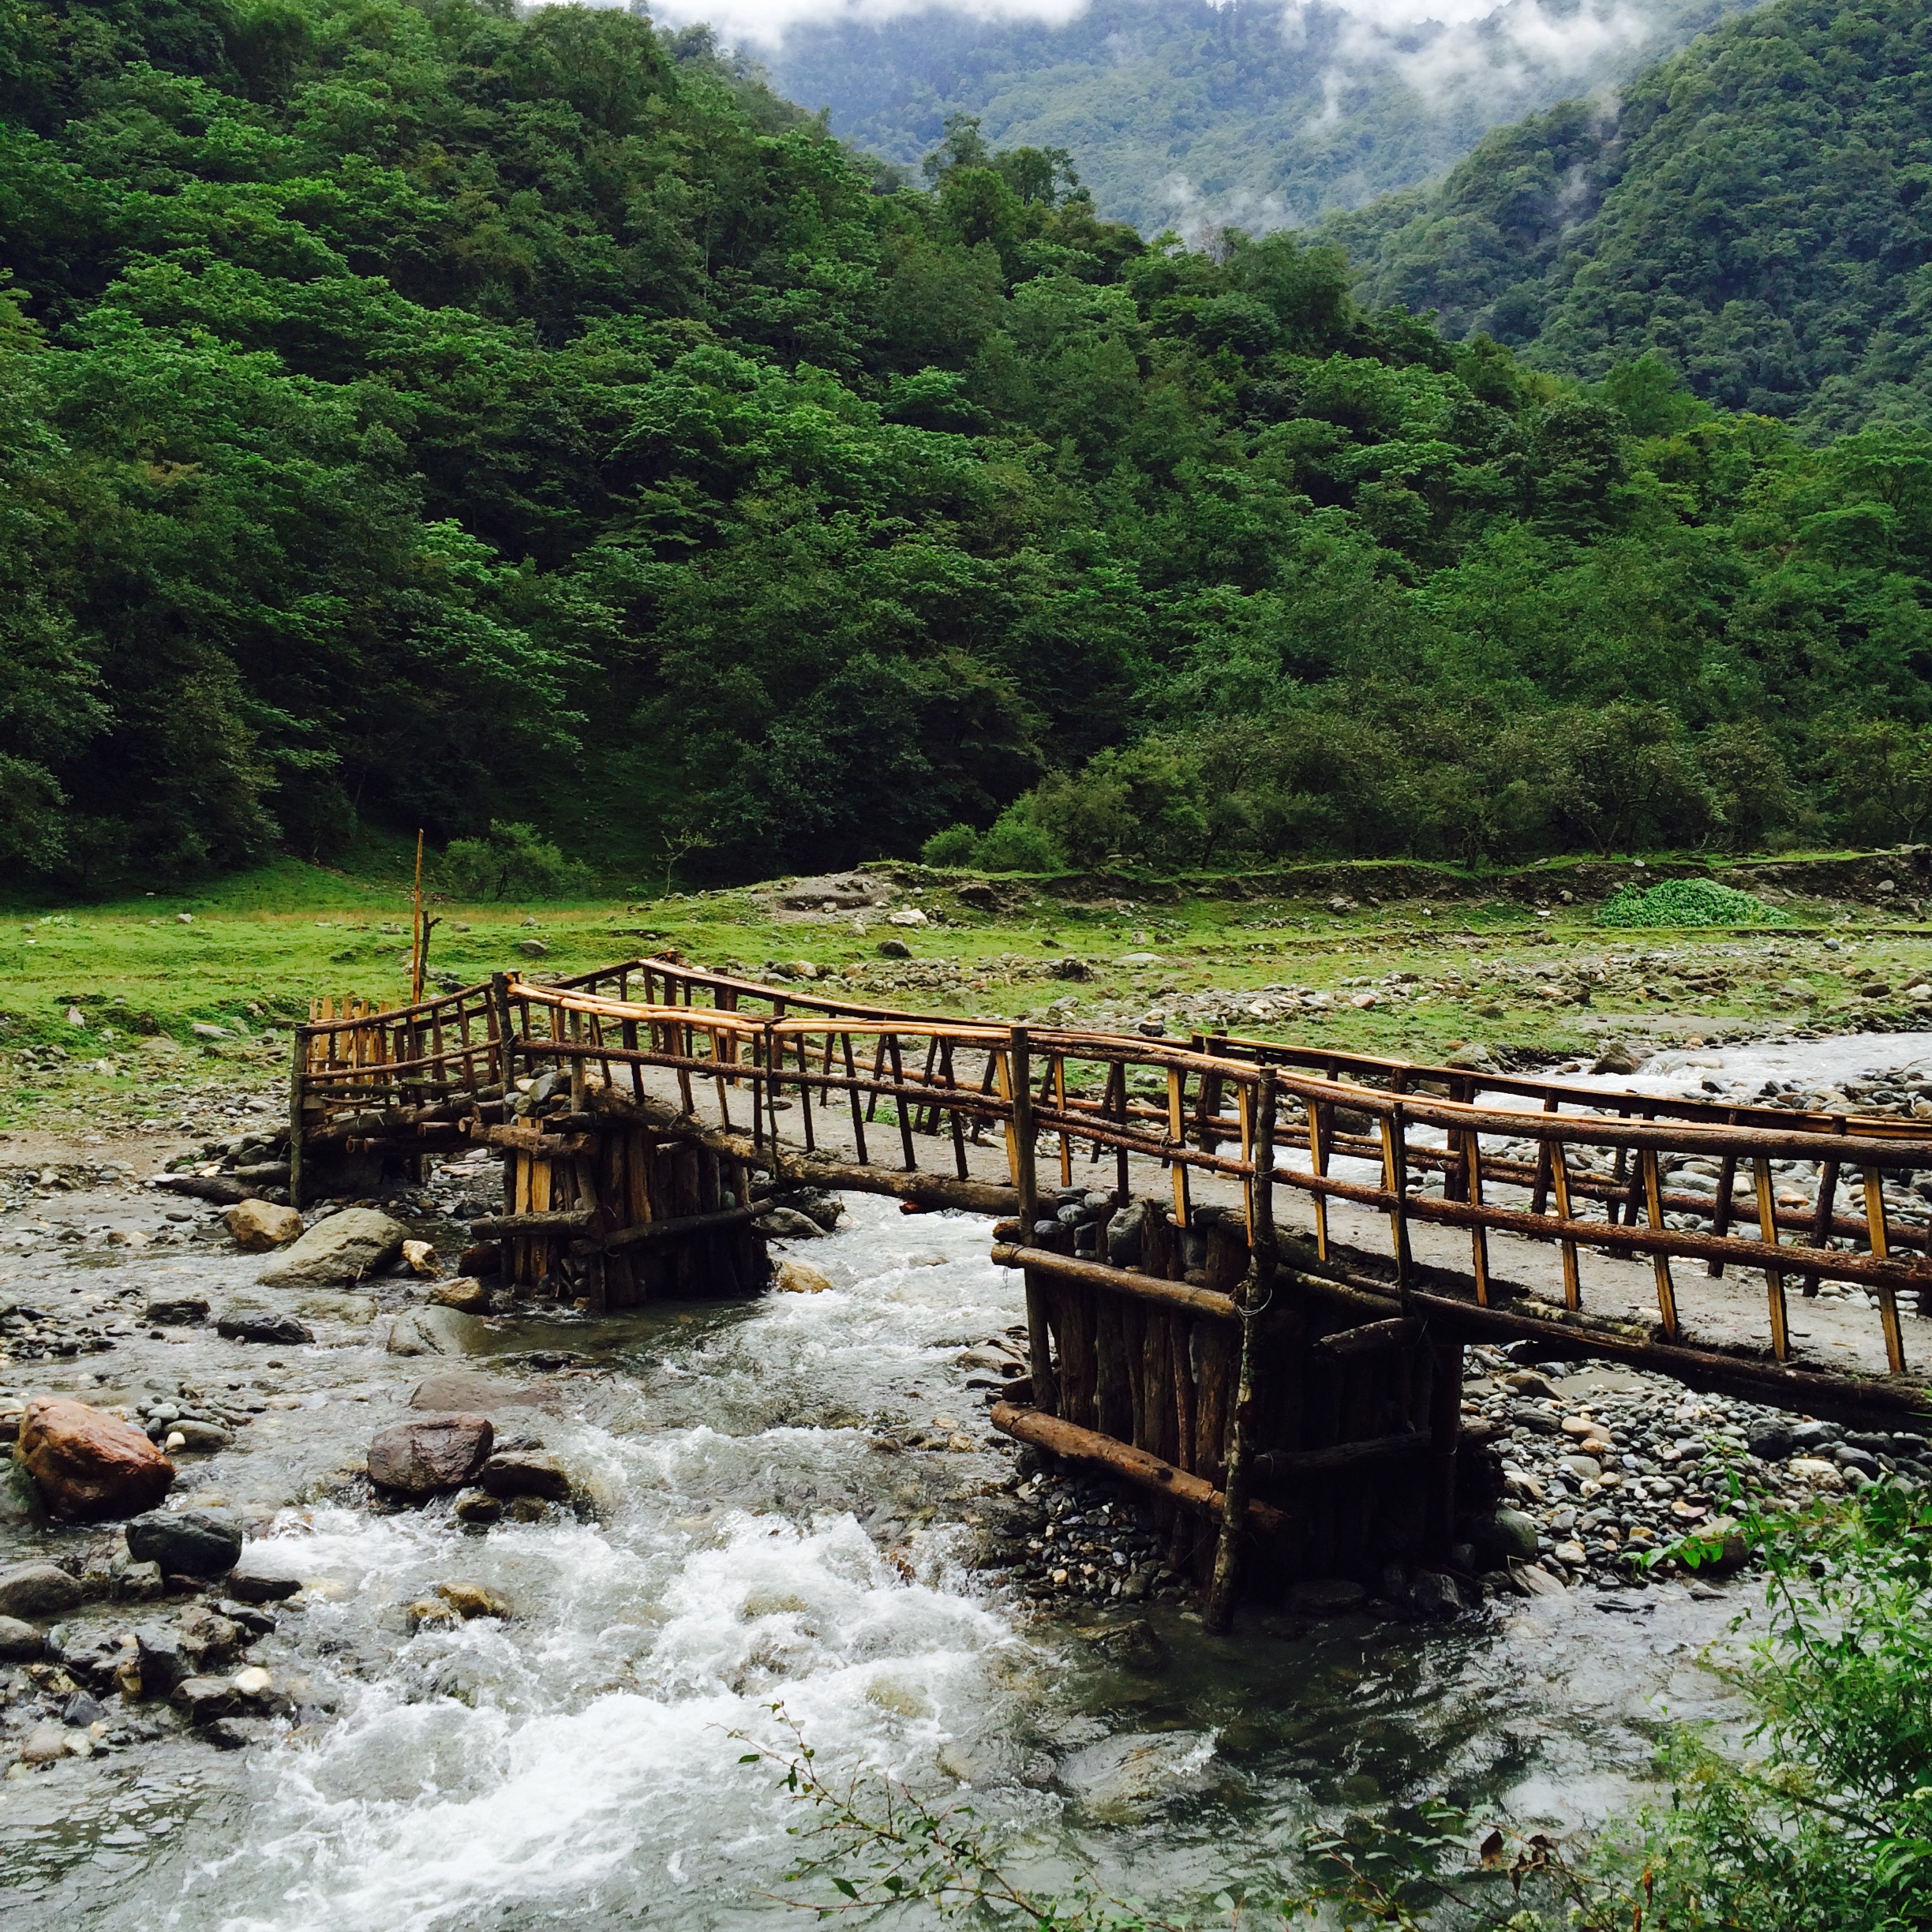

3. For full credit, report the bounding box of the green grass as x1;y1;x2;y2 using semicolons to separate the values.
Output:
0;853;1921;1136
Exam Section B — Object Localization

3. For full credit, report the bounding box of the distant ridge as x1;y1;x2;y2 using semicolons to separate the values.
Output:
1321;0;1932;434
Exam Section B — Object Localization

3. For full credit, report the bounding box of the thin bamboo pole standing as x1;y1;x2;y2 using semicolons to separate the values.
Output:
410;829;426;1004
1204;1072;1275;1632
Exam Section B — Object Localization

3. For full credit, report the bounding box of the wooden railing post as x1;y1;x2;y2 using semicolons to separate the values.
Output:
1204;1071;1276;1632
1010;1026;1058;1419
286;1030;307;1211
491;973;518;1102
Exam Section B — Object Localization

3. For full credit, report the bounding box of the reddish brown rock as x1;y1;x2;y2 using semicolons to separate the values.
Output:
366;1414;494;1496
17;1398;174;1521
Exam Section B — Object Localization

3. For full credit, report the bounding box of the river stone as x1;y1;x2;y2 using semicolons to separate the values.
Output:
17;1721;70;1765
436;1580;511;1619
407;1370;547;1414
1509;1561;1569;1598
1290;1578;1368;1616
1479;1507;1543;1563
774;1259;833;1294
1749;1424;1796;1461
1410;1570;1466;1619
0;1461;48;1530
428;1276;490;1312
1057;1729;1216;1807
125;1507;244;1578
173;1675;242;1721
476;1450;571;1501
0;1615;43;1660
0;1562;84;1620
257;1207;406;1286
226;1564;301;1604
223;1200;305;1252
17;1398;174;1520
755;1207;825;1239
388;1305;490;1356
368;1413;494;1496
215;1307;315;1346
144;1292;210;1327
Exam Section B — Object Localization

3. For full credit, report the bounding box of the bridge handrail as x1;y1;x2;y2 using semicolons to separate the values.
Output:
291;955;1932;1378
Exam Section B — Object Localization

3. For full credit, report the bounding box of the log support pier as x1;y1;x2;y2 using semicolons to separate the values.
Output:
292;952;1932;1619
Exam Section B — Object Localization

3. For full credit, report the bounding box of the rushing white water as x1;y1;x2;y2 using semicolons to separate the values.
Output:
2;1196;1768;1930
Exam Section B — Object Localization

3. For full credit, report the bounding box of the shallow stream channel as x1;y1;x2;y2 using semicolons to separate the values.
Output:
24;1024;1929;1930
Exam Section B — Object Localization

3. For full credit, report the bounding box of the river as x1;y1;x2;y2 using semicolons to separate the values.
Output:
2;1185;1765;1932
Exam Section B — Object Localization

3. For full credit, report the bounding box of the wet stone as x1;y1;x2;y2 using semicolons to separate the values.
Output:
125;1507;244;1579
367;1413;494;1496
0;1562;84;1621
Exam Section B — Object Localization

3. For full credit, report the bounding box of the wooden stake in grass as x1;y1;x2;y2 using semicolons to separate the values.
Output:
411;828;426;1004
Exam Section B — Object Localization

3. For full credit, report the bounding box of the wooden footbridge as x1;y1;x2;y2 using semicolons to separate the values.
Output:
291;957;1932;1621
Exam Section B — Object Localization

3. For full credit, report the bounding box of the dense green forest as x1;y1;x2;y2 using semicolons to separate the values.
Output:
1;0;1930;893
766;0;1754;238
1327;0;1932;438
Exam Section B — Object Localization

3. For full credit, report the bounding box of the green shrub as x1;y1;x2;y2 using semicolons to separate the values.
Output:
439;822;591;901
975;807;1062;873
1598;878;1774;927
919;823;981;867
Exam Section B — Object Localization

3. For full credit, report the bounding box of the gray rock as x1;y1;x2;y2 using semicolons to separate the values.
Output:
1749;1425;1796;1461
144;1294;210;1327
0;1615;43;1661
1477;1507;1543;1563
134;1626;189;1695
753;1207;824;1239
172;1675;242;1721
256;1207;406;1286
62;1690;103;1728
1105;1201;1149;1269
476;1450;571;1501
168;1420;234;1452
407;1370;548;1414
1290;1578;1368;1616
387;1305;490;1356
1410;1570;1467;1619
17;1721;69;1764
225;1566;301;1604
367;1413;494;1496
215;1307;314;1345
110;1556;164;1600
126;1507;244;1578
0;1561;83;1620
0;1461;49;1530
1057;1729;1216;1806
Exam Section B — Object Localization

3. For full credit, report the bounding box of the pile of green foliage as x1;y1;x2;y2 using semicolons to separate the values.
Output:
2;0;1930;897
1329;0;1932;438
1597;877;1777;927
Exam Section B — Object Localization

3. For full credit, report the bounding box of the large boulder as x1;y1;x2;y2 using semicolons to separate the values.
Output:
0;1561;83;1620
223;1200;305;1252
366;1414;494;1496
257;1207;406;1286
407;1370;547;1415
17;1398;174;1520
125;1507;244;1579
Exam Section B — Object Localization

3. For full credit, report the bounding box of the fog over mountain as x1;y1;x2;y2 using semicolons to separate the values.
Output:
639;0;1764;234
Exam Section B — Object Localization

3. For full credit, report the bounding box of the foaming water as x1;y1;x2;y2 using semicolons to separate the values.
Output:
2;1196;1765;1930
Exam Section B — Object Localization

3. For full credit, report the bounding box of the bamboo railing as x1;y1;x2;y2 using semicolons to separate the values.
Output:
292;958;1932;1379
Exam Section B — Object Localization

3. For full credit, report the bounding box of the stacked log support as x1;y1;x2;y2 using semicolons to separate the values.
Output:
289;950;1932;1616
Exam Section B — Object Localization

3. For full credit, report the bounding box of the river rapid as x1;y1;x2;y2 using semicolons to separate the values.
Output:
2;1178;1776;1932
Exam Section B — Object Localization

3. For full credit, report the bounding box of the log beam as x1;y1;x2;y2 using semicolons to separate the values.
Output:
990;1402;1286;1534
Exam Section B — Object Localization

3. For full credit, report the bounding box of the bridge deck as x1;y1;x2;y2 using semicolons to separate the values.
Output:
290;957;1932;1424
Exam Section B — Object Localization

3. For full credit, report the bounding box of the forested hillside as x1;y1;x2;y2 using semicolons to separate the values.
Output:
1;0;1930;895
764;0;1754;238
1327;0;1932;437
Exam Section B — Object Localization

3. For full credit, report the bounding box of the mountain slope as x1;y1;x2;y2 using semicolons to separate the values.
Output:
761;0;1759;236
1328;0;1932;434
